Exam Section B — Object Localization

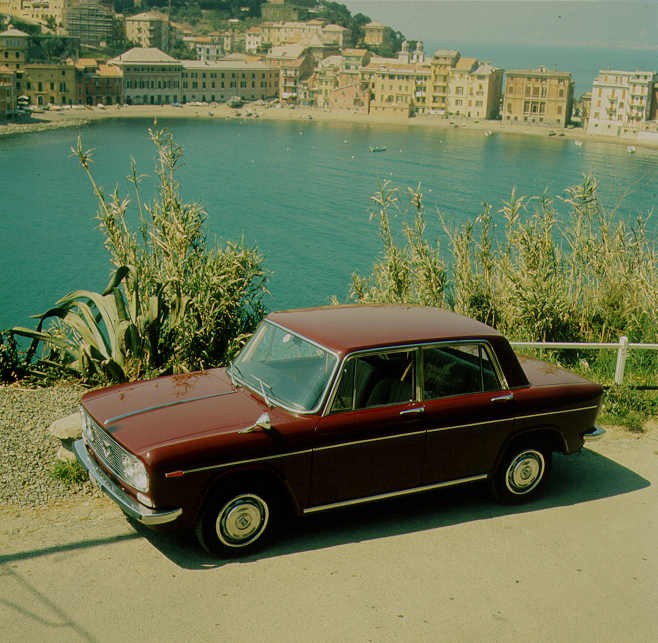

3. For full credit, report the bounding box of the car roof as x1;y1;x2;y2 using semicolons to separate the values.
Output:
267;305;502;355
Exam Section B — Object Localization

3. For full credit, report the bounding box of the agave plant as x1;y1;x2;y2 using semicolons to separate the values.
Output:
13;267;157;382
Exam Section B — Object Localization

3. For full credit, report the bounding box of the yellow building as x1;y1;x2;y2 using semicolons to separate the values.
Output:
307;50;370;110
23;61;76;105
0;25;29;71
181;58;278;103
266;44;314;103
125;11;170;51
447;57;503;120
0;64;16;116
109;47;181;105
363;21;385;46
364;54;431;117
0;0;66;27
503;66;574;127
428;49;460;115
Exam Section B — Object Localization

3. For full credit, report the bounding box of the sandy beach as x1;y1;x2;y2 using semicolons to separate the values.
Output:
2;102;657;150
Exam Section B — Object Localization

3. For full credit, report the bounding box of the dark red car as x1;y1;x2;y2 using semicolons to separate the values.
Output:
75;305;604;556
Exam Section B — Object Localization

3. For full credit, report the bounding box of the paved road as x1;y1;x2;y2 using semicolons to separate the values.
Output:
1;427;656;643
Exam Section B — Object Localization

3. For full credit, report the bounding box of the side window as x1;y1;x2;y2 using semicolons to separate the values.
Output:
422;343;501;400
330;350;416;413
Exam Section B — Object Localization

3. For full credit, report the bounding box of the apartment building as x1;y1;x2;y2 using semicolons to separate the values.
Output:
363;21;385;46
75;58;122;105
261;0;298;22
0;64;15;116
23;61;76;105
125;11;169;51
260;20;347;50
266;44;314;103
64;0;113;47
587;69;657;136
503;66;574;127
0;25;28;71
307;50;370;110
109;47;181;105
424;49;460;115
183;35;223;62
0;0;66;26
181;58;278;103
364;53;431;116
446;57;503;120
245;26;262;54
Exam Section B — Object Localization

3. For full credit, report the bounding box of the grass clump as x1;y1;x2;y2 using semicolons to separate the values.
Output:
52;459;89;486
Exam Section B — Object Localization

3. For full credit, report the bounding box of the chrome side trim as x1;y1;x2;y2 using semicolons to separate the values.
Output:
303;474;488;514
74;439;182;526
176;404;601;476
426;404;600;435
180;448;315;476
313;429;426;451
513;404;600;423
104;391;236;425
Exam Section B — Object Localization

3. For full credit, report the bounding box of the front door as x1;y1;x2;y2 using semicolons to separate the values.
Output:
310;348;425;507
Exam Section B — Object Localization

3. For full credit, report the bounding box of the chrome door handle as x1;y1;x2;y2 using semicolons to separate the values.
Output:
490;393;514;403
400;406;425;416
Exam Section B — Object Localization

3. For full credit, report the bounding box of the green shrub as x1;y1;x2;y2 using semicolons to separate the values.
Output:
52;459;88;486
0;330;21;383
13;126;267;383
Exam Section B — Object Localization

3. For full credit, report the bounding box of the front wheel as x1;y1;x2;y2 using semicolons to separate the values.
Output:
196;486;278;557
491;444;552;504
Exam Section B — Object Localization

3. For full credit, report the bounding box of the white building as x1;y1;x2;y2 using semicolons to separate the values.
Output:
587;69;657;136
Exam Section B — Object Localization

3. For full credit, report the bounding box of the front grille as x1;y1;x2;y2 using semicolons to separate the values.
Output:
82;411;131;485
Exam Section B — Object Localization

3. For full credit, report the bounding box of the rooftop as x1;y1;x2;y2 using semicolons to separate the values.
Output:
268;305;500;356
109;48;180;65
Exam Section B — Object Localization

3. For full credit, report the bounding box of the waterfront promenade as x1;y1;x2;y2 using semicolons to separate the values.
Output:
3;102;658;150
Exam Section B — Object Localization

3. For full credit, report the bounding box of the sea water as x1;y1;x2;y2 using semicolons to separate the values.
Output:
1;117;657;330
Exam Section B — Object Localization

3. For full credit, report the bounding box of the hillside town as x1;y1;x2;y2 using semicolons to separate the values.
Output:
1;0;657;141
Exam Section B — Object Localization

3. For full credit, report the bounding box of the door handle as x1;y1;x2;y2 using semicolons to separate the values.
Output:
490;393;514;403
400;406;425;416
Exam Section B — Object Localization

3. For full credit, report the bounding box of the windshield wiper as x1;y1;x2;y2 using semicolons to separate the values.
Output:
227;362;243;387
253;375;274;408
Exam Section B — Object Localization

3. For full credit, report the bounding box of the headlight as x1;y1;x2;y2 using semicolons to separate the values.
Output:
121;454;149;493
80;407;94;443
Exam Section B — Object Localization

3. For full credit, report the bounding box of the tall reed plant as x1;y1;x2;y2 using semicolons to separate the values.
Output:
14;126;267;383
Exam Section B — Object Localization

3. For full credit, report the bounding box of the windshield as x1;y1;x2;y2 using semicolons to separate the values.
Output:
231;321;338;412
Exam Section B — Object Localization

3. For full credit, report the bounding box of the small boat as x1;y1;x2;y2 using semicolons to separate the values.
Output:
626;145;636;154
574;140;583;147
368;145;387;152
484;130;493;137
548;130;556;136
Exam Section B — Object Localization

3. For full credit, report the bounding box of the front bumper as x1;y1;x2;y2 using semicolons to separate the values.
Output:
74;439;182;526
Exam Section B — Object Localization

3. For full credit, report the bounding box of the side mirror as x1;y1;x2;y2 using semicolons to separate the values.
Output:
238;412;274;435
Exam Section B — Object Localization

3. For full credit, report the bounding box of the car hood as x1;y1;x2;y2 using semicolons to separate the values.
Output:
81;368;271;455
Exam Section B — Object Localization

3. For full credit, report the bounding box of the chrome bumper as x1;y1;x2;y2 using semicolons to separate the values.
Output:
74;439;182;526
583;425;606;442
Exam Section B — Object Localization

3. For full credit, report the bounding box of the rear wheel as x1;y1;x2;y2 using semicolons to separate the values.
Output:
196;485;278;557
492;443;552;504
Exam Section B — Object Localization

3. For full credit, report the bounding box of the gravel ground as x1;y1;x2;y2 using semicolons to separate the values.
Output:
0;384;99;507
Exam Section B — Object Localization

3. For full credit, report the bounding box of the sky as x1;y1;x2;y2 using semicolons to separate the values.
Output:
341;1;658;50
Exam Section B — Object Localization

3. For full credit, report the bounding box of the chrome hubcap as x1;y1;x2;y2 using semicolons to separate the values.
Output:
217;494;269;547
505;450;545;495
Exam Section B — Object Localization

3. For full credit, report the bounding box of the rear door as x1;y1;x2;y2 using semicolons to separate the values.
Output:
420;342;516;484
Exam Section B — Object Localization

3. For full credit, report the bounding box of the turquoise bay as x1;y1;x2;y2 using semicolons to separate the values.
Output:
1;117;658;330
